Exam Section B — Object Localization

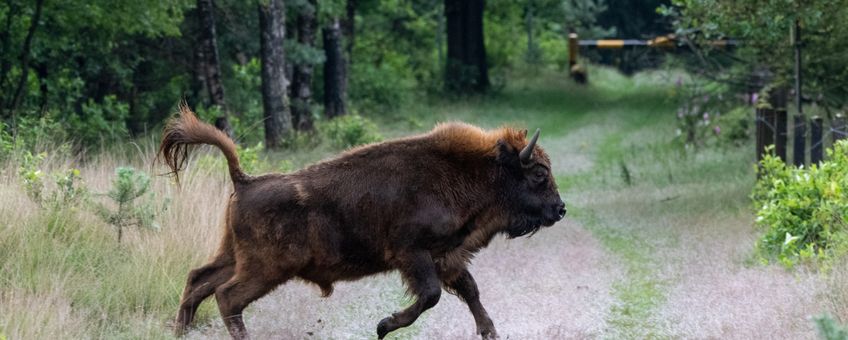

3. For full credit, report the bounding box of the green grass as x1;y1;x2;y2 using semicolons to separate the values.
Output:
574;207;668;339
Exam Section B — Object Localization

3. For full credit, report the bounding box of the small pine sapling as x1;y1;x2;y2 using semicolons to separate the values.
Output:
96;167;155;243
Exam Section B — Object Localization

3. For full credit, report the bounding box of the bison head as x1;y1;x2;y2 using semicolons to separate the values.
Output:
497;129;566;238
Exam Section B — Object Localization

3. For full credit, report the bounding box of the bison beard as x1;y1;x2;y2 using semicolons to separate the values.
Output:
506;217;544;238
159;104;564;339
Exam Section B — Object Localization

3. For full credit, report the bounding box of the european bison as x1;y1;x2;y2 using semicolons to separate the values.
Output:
159;106;565;339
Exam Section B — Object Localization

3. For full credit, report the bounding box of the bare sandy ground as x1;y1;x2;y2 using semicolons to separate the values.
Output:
187;219;621;339
657;213;823;339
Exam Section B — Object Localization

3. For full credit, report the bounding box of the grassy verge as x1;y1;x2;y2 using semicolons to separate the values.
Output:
0;149;229;338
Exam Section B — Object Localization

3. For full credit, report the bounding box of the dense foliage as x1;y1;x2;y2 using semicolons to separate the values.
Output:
752;141;848;268
664;0;848;110
0;0;669;150
319;113;382;148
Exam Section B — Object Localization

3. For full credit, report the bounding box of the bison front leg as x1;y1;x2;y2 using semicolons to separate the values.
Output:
377;251;441;339
444;269;497;339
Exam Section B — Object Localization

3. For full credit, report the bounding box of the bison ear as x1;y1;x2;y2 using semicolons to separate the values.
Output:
495;139;519;166
519;129;528;139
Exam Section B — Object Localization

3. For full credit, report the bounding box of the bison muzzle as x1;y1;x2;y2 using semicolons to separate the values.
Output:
159;105;565;339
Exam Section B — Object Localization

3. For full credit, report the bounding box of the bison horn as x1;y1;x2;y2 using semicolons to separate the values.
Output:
519;128;540;163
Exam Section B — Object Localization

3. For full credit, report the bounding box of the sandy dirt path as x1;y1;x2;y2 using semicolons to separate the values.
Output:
187;219;621;339
656;210;824;339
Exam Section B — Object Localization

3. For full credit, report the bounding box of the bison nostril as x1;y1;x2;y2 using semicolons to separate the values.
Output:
556;202;565;220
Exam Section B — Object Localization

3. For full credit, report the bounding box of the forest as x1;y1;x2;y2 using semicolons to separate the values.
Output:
2;0;848;339
0;0;670;149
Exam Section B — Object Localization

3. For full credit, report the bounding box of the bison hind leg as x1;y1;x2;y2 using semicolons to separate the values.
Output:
175;256;235;336
215;266;294;340
319;283;334;297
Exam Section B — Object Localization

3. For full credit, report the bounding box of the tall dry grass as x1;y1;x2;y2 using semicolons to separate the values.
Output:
0;142;234;339
824;261;848;324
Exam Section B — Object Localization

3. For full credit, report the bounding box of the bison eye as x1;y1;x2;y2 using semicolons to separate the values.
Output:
532;169;547;184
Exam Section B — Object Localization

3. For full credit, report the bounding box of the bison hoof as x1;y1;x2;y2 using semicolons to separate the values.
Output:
479;326;498;339
376;317;395;339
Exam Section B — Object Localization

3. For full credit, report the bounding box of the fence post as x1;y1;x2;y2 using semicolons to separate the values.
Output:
756;87;785;163
756;107;776;163
811;116;823;164
568;33;587;84
790;20;801;164
568;32;578;69
775;109;788;160
792;115;806;166
834;113;847;143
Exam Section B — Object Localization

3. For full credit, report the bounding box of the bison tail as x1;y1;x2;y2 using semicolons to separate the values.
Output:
158;103;247;185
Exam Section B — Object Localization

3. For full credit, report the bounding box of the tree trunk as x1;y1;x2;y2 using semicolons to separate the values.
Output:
343;0;356;58
196;0;231;134
323;19;347;119
524;2;537;63
259;0;292;149
197;0;225;107
8;0;44;115
444;0;488;93
191;37;208;106
0;0;18;100
291;0;317;131
435;1;445;67
34;62;48;113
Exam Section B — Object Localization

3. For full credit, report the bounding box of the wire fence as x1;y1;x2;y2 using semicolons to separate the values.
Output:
755;108;847;166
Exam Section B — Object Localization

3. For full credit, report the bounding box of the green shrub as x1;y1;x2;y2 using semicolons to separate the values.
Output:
52;168;87;205
349;61;412;113
714;106;751;146
68;95;130;146
18;151;47;204
2;114;69;157
319;114;383;149
752;142;848;268
16;151;88;208
0;121;14;160
671;77;735;148
816;314;848;340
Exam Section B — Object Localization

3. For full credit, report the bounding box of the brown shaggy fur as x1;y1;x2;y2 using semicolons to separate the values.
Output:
159;106;565;340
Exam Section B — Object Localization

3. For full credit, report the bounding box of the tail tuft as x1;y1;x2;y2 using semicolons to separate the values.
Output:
158;103;246;184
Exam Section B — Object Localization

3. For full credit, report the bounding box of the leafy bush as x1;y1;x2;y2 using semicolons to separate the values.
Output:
2;114;68;157
752;142;848;268
671;76;736;148
17;151;88;208
0;121;15;160
68;95;130;146
236;143;263;174
52;168;87;205
816;314;848;340
349;61;411;113
18;151;47;204
319;114;383;149
95;167;159;243
713;106;751;146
